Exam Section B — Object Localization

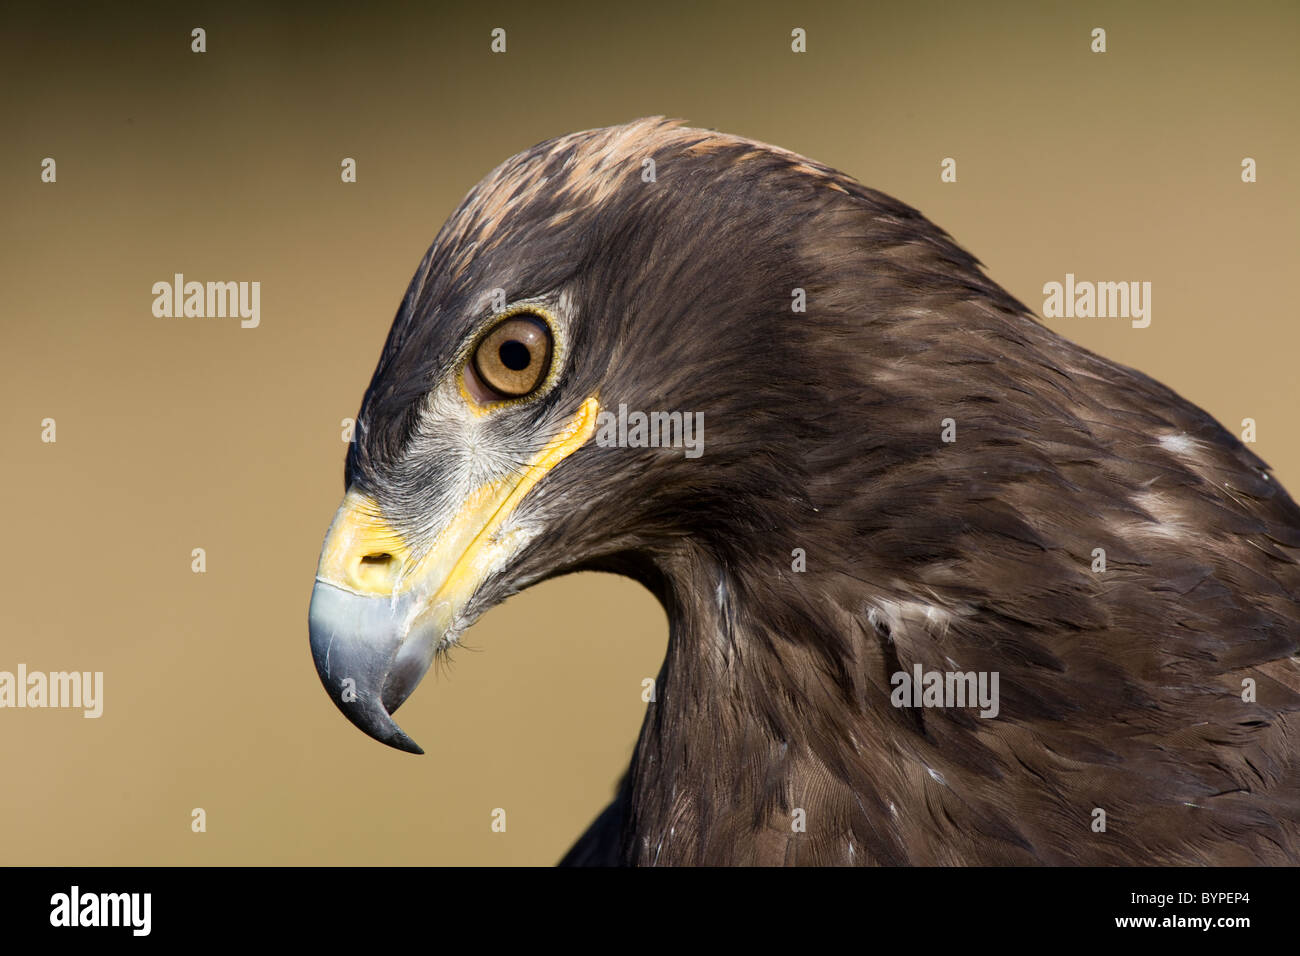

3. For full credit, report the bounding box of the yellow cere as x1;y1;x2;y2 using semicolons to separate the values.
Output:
315;396;600;605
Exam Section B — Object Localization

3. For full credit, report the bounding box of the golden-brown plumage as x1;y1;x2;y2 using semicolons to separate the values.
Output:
321;118;1300;865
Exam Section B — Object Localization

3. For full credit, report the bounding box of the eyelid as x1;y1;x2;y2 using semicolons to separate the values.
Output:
461;354;501;404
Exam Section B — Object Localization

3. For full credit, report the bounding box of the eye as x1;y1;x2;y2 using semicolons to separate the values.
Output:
469;313;553;400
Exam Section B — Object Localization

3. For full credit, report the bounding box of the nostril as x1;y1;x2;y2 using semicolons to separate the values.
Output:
353;552;400;590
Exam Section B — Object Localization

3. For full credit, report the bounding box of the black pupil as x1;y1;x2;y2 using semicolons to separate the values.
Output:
499;340;531;371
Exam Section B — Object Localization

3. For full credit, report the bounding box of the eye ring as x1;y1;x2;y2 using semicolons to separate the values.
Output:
467;312;554;401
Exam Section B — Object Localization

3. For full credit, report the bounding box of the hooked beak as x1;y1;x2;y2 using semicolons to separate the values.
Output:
308;397;599;753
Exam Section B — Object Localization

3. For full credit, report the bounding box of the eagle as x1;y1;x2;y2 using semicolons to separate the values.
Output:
308;117;1300;865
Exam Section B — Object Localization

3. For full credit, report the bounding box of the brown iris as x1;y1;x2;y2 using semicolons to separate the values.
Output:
470;314;553;399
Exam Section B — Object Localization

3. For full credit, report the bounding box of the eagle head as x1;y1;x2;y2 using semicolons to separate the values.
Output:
307;116;931;752
307;118;1300;866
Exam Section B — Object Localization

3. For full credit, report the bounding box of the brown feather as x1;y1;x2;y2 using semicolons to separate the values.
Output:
353;118;1300;865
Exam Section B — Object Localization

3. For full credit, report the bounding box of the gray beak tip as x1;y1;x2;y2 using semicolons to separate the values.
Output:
309;580;434;756
389;734;425;756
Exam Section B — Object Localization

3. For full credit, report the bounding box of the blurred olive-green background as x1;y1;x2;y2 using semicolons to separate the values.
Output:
1;0;1296;864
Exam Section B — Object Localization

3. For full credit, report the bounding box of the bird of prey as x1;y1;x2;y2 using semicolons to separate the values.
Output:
308;117;1300;865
